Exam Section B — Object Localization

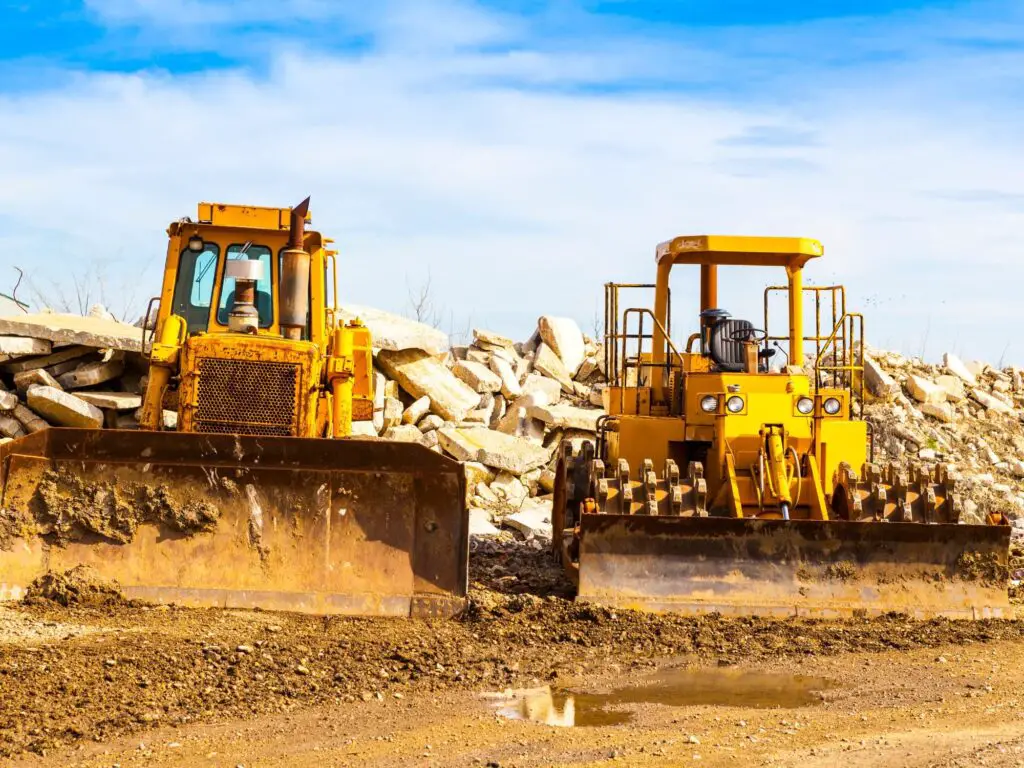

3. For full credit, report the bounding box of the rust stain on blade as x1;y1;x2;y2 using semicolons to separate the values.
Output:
577;515;1011;620
0;428;468;618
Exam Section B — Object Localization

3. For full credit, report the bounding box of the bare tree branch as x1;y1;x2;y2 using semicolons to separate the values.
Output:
405;270;442;329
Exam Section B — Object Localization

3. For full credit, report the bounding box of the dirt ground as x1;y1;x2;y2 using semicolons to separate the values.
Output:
4;542;1024;767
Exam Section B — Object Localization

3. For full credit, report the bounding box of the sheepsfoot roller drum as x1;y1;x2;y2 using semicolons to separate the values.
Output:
555;444;1010;619
0;429;468;617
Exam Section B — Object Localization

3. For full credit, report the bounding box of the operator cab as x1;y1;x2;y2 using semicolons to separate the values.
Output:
699;308;775;373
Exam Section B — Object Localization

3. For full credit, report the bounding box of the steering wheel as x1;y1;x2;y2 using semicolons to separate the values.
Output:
727;327;768;343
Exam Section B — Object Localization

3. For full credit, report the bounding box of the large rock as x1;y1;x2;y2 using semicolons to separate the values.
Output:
920;402;954;423
437;427;552;475
533;343;573;392
0;391;17;411
0;415;25;438
864;356;899;400
0;336;51;361
538;316;585;374
382;397;403;430
13;368;62;392
452;360;502;394
489;355;522;399
468;508;500;537
0;313;145;353
377;349;479;422
382;424;426;444
336;304;448;357
26;386;103;428
473;329;515;350
943;352;977;386
529;403;601;432
496;391;550;441
12;404;47;433
905;374;945;405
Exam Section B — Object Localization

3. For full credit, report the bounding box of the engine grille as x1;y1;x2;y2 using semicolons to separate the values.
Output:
194;357;301;437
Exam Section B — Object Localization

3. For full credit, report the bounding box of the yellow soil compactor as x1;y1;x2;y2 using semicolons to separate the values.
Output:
0;199;468;617
553;235;1010;619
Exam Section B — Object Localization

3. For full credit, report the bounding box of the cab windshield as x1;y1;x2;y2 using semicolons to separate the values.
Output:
217;244;274;328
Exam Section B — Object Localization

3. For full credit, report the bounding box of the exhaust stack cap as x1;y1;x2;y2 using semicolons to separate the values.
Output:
226;260;264;281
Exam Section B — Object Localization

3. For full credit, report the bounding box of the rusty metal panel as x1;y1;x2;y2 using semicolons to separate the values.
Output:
194;357;301;436
0;429;468;617
577;514;1011;620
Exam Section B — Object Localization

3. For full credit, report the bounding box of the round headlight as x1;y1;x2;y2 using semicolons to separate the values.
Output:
726;395;744;413
187;234;204;252
796;396;814;415
823;397;841;415
700;395;718;413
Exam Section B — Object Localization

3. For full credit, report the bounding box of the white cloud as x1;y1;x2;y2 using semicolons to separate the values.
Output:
1;1;1023;361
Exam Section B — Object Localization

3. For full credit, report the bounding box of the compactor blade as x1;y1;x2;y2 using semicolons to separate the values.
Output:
0;428;468;617
577;515;1011;619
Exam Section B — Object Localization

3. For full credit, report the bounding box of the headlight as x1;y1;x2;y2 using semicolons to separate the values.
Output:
700;395;718;413
823;397;841;415
796;396;814;415
726;395;744;413
187;234;204;252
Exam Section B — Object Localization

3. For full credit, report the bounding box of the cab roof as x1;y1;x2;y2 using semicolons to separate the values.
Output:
656;235;823;269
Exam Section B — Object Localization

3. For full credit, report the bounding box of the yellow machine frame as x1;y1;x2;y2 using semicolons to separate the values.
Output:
139;201;373;439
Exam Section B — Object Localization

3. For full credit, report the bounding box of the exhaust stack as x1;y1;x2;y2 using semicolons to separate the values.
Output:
280;196;311;340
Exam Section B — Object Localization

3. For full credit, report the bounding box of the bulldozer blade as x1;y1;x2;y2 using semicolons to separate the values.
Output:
0;428;468;618
577;514;1011;619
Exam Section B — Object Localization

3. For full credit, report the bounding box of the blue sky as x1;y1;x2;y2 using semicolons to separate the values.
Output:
1;0;1022;361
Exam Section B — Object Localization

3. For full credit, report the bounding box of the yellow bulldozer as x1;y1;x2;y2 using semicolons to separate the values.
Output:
553;235;1010;619
0;199;468;618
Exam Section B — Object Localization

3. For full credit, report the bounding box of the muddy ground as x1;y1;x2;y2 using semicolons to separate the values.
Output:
3;539;1024;766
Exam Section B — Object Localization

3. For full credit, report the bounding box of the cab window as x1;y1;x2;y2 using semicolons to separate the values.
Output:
172;243;219;333
217;244;274;328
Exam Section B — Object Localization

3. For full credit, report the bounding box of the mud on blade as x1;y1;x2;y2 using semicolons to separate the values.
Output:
577;515;1011;620
0;429;468;618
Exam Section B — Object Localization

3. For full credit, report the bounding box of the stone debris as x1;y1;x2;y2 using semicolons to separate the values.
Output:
452;360;502;394
0;313;145;353
27;386;104;429
377;349;479;422
0;336;51;361
402;395;431;426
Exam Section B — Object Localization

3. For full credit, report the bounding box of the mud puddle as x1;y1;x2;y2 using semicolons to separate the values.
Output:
486;666;835;727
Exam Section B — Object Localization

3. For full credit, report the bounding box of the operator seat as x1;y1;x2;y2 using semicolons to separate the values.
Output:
705;311;754;373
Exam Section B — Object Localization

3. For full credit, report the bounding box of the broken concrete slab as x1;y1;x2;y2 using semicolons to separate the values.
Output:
521;372;562;403
490;471;529;506
75;391;144;411
57;358;126;390
473;328;515;350
529;402;602;432
13;368;62;393
864;356;900;400
382;396;403;430
418;413;444;433
453;360;502;394
935;374;966;403
971;388;1015;414
382;424;425;443
2;345;94;374
27;385;104;428
12;403;48;433
0;391;17;411
538;316;585;375
336;304;449;357
348;421;379;438
377;348;480;422
504;498;553;540
468;508;501;537
0;336;51;361
920;402;954;423
0;313;145;353
943;352;978;386
905;374;945;405
437;426;552;475
402;396;431;426
533;343;573;392
489;355;522;400
0;415;25;439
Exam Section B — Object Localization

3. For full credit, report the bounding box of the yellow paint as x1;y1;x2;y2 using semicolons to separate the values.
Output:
145;200;373;438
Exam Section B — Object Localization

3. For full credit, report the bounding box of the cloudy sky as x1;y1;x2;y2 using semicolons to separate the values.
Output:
1;0;1021;362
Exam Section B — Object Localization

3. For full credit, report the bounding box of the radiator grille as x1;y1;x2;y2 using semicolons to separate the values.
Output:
195;357;300;437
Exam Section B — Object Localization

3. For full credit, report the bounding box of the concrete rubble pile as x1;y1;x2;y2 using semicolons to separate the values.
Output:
0;306;159;439
360;312;607;545
863;347;1024;528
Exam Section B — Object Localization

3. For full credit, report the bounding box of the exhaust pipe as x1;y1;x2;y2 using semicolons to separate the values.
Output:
226;256;263;334
280;196;311;340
